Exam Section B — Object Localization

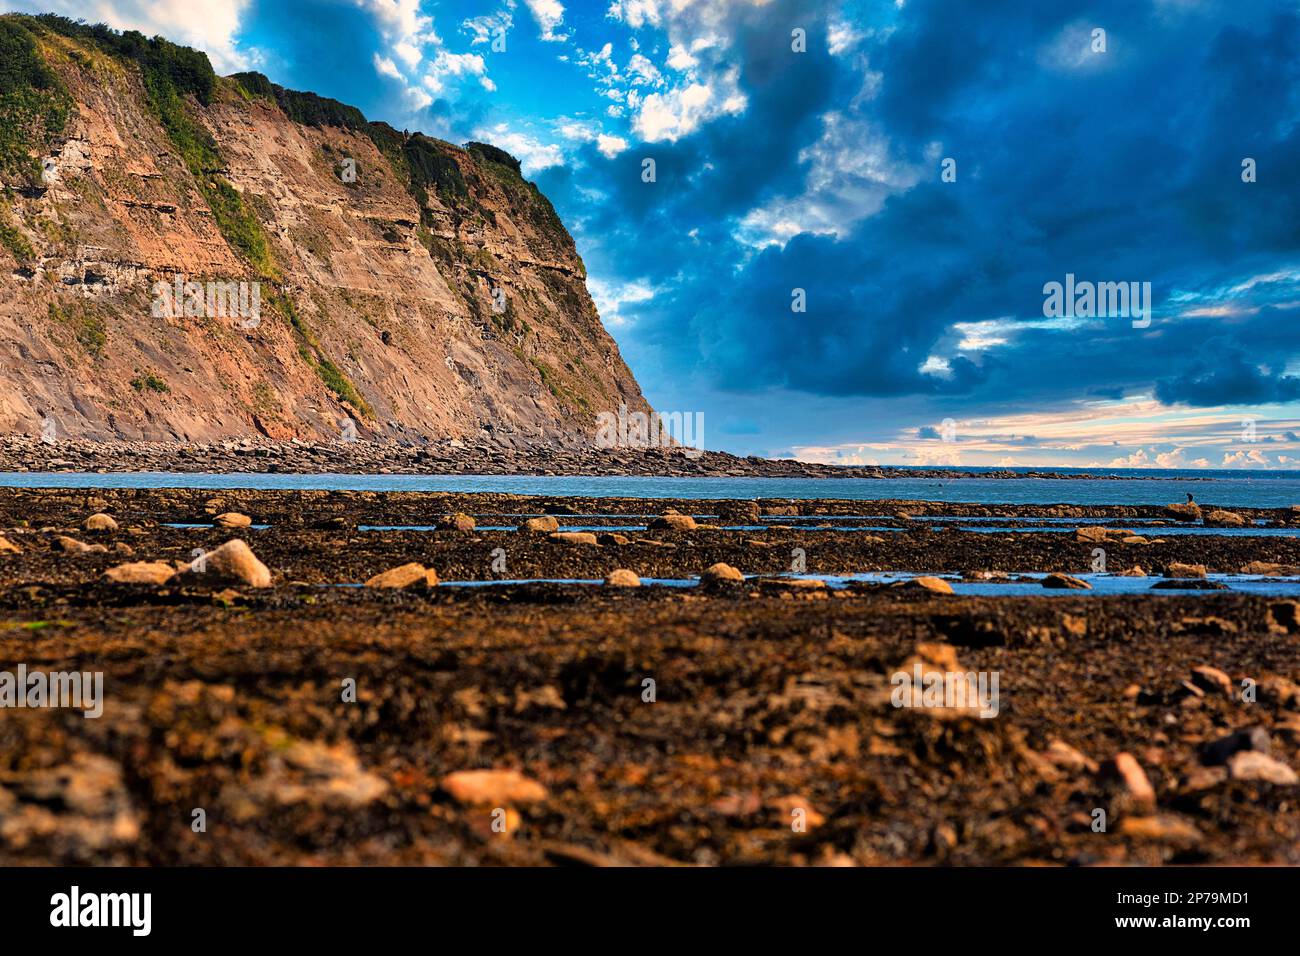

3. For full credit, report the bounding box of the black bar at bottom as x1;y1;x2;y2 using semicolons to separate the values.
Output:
0;866;1281;941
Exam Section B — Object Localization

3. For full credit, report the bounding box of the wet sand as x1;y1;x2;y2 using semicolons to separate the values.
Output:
1;487;1298;866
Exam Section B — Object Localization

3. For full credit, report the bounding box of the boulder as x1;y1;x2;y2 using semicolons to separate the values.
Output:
54;535;106;554
214;512;253;529
1165;562;1207;579
438;513;476;532
1162;502;1202;522
549;531;598;546
83;513;118;533
701;562;745;585
1204;509;1246;527
365;562;438;589
0;535;20;554
896;575;954;594
604;569;641;587
521;516;560;533
1240;561;1296;576
1042;573;1091;590
720;502;761;524
649;513;697;531
188;539;272;588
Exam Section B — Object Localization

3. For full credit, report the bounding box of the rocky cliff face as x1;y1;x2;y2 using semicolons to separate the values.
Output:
0;15;650;443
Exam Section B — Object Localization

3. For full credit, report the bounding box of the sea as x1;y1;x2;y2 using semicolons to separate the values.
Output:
0;466;1298;507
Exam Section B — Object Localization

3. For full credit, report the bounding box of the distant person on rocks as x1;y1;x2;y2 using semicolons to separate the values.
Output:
1186;493;1195;504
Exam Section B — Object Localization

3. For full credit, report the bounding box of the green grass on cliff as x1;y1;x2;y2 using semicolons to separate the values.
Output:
0;199;34;260
269;292;375;418
230;72;367;131
0;18;72;184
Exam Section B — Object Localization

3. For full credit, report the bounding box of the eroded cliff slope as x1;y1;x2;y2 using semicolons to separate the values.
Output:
0;15;649;442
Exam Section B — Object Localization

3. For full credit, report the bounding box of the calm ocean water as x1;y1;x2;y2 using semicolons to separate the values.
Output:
2;467;1300;507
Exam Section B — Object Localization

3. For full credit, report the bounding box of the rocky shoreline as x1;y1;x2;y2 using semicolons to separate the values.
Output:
0;435;1184;478
0;487;1298;866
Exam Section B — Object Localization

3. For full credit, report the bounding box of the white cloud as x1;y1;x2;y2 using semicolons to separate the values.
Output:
606;0;663;30
604;1;763;145
596;133;629;157
1039;21;1112;73
523;0;568;42
633;71;745;142
373;54;404;81
739;111;921;245
828;19;864;55
557;120;597;140
1223;449;1270;467
357;0;439;69
666;44;697;71
550;119;627;160
404;86;433;110
627;53;662;85
476;123;564;174
588;276;655;327
462;6;515;46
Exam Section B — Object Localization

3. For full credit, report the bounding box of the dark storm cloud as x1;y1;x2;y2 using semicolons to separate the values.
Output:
545;0;1300;410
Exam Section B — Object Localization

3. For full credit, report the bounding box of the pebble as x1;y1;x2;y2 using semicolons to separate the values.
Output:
1227;751;1299;785
441;769;548;805
1042;739;1098;774
1118;815;1202;844
103;561;176;585
768;795;825;829
1189;664;1233;697
1101;752;1156;809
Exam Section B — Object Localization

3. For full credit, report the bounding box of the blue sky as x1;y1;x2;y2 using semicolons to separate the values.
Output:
16;0;1300;467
